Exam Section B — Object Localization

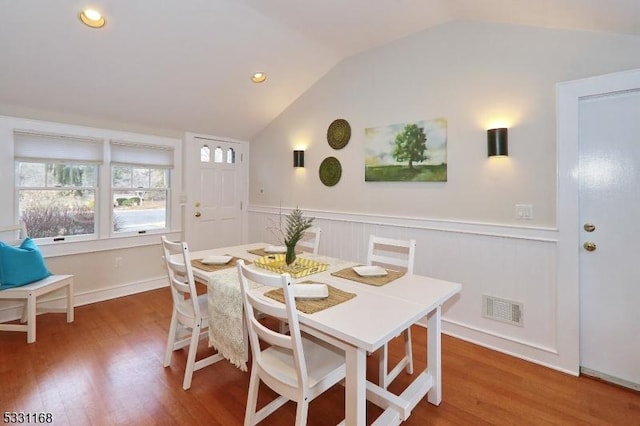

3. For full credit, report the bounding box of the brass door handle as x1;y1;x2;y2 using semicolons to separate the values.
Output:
583;241;597;252
194;211;201;218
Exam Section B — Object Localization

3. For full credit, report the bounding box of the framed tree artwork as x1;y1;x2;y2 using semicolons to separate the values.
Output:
364;118;447;182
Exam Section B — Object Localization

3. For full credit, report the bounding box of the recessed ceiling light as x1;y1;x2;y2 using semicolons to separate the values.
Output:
251;72;267;83
80;9;106;28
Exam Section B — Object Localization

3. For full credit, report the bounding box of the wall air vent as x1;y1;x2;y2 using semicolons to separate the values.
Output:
482;295;524;326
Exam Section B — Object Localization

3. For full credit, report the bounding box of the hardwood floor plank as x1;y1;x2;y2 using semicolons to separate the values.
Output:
1;288;638;425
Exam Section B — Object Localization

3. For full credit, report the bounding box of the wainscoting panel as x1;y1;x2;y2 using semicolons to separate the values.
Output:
248;205;568;372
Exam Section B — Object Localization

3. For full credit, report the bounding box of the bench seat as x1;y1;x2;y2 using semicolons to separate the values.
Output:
0;274;74;343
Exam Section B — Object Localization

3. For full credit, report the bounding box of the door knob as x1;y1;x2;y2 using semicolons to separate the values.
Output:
583;241;597;252
583;223;596;232
195;211;201;218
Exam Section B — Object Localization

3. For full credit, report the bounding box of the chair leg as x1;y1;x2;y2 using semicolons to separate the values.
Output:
244;369;260;426
403;328;413;375
66;280;74;323
182;323;201;390
294;399;309;426
26;293;36;344
164;311;179;367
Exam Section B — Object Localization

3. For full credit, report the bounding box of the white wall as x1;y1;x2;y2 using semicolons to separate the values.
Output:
250;21;640;226
248;22;640;373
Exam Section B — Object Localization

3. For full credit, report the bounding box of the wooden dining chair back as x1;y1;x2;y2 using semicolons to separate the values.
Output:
236;259;346;425
367;235;417;389
297;226;322;255
161;236;223;390
367;235;416;275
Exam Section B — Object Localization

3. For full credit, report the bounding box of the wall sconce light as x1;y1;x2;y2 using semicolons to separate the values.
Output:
293;150;305;167
487;128;508;157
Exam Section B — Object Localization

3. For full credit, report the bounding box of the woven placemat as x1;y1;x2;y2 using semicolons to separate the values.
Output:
247;247;301;257
264;281;356;314
191;257;250;272
331;266;404;286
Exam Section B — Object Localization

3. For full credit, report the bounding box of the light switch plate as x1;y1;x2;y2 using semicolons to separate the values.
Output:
515;204;533;220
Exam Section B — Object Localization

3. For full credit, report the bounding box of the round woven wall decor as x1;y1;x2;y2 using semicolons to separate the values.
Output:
327;119;351;150
319;156;342;187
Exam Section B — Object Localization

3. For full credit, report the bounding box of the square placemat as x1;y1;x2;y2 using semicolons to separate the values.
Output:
191;257;249;272
264;281;356;314
330;266;404;286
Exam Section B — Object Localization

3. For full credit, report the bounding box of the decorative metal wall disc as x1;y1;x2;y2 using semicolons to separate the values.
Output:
319;157;342;187
327;119;351;149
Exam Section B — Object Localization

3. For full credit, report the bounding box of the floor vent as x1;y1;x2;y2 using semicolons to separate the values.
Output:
482;295;524;326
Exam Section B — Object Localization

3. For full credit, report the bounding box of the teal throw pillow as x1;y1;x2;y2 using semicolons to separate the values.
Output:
0;237;52;289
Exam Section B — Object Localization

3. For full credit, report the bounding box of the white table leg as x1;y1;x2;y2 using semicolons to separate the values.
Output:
426;305;442;405
345;345;367;426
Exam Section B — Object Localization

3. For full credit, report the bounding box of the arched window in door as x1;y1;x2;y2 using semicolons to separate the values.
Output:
214;146;223;163
227;147;236;164
200;145;210;162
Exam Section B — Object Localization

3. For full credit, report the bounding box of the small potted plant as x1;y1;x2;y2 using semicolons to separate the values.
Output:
283;208;314;265
267;207;314;265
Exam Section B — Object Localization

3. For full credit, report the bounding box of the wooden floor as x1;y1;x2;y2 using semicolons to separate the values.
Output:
1;288;638;425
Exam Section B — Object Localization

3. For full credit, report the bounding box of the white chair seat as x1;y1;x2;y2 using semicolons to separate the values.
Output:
176;293;209;323
262;334;345;388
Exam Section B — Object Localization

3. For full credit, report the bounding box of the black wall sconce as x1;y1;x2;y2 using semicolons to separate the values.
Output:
293;150;305;167
487;128;508;157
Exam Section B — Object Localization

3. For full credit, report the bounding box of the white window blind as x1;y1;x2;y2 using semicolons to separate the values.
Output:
13;130;104;163
110;140;174;168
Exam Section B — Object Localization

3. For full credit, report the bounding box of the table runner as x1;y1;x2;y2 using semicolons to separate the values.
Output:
206;267;258;371
331;266;405;286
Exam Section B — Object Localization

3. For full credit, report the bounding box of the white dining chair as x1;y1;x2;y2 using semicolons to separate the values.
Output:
161;236;223;390
236;259;346;425
367;235;416;390
297;226;322;255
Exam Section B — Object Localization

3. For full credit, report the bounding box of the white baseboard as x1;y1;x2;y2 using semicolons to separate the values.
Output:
442;319;578;377
0;276;168;324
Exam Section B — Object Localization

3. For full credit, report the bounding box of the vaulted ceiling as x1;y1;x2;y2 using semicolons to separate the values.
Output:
1;0;639;140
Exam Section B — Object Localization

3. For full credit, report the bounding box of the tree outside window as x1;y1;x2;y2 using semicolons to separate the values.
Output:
17;162;96;238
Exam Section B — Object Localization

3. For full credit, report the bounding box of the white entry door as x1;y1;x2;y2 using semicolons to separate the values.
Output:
578;89;640;390
184;133;248;251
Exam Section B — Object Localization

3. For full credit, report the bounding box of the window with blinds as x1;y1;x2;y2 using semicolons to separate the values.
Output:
13;130;176;240
14;131;102;239
110;141;173;234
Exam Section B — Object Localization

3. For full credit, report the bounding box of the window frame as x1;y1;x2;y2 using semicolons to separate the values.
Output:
1;115;183;257
111;164;171;236
16;160;100;242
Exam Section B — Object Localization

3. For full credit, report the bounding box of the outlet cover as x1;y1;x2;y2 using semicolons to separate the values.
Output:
515;204;533;220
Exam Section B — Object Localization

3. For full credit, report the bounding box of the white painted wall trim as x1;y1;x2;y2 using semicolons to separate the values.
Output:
40;231;182;258
249;204;558;242
248;205;569;373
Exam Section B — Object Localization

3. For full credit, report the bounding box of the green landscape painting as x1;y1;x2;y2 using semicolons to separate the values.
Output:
364;118;447;182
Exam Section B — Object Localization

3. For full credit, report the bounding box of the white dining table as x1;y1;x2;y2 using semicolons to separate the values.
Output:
189;242;461;426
